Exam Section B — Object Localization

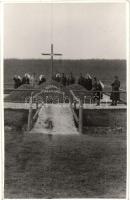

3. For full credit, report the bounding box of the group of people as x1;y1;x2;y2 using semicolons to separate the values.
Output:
13;72;121;106
78;73;93;90
13;73;31;88
78;73;121;106
78;73;104;105
13;73;46;88
53;72;75;86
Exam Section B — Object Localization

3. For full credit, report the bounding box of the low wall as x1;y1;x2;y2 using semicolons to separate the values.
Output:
76;108;127;127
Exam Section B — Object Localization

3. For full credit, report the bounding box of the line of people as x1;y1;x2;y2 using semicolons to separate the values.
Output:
53;72;75;86
13;73;46;89
13;73;30;89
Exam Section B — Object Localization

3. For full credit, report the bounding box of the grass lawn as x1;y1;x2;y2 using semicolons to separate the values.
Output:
4;129;126;198
4;109;29;130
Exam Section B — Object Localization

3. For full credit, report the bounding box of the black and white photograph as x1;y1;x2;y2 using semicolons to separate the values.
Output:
2;1;128;199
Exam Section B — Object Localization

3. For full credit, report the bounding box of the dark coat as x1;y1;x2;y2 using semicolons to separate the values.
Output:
111;80;120;101
61;76;67;86
78;76;85;86
85;78;92;90
93;82;103;100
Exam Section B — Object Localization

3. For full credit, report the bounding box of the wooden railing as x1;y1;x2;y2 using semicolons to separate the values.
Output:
69;89;127;134
70;89;127;105
27;92;43;131
70;90;83;134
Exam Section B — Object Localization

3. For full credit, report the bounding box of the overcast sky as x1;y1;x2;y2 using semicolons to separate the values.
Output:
4;3;126;59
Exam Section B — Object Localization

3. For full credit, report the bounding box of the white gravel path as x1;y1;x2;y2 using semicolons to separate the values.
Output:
31;104;79;135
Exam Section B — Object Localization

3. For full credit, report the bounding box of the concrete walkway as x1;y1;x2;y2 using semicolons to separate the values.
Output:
31;104;79;135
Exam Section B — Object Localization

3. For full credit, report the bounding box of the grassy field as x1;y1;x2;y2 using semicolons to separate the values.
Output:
4;109;29;130
4;59;126;89
4;110;126;198
4;128;126;198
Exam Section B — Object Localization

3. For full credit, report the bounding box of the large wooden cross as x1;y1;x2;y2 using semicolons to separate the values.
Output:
41;44;62;80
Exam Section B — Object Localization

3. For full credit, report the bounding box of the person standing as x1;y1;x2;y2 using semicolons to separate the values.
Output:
85;73;92;90
38;74;46;85
13;75;18;89
78;73;85;86
17;75;22;87
55;72;61;82
111;76;120;105
61;73;67;86
92;77;102;105
30;73;36;87
22;73;30;84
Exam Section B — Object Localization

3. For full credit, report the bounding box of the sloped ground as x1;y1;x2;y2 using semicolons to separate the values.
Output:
4;84;39;103
4;128;126;198
4;82;87;103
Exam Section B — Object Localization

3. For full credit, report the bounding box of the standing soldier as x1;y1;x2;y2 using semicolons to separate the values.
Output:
111;76;120;106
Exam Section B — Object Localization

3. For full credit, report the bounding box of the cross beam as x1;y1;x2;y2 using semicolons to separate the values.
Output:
41;44;62;79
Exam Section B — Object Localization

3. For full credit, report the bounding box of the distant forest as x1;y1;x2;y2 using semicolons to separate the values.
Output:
4;59;126;87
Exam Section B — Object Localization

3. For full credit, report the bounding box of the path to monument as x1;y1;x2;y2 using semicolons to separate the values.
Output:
31;104;79;135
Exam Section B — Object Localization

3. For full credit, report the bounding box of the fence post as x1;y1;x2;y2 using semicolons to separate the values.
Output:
79;99;83;134
27;92;33;131
74;100;76;110
36;98;38;110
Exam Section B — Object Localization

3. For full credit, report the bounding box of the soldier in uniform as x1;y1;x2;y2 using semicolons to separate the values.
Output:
111;76;120;105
